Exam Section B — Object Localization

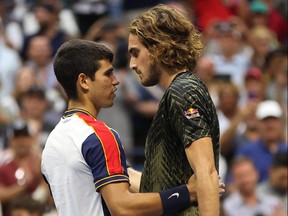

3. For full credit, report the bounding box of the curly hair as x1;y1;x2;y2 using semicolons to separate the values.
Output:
129;4;203;71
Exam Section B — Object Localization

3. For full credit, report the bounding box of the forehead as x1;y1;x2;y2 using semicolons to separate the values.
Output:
96;59;113;72
128;34;146;51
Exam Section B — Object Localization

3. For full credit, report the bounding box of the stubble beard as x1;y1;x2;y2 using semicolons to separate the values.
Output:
141;61;161;87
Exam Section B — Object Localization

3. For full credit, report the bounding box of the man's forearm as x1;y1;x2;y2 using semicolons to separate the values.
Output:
196;169;219;216
127;167;142;192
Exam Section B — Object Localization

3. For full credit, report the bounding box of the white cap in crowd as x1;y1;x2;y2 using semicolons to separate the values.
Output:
256;100;283;120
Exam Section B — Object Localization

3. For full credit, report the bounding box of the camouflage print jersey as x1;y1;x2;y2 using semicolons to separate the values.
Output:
139;71;220;216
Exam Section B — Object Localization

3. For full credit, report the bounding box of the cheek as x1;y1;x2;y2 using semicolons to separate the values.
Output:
101;80;111;89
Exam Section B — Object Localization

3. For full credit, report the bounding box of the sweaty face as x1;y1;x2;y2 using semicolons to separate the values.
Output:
87;60;119;110
128;34;161;86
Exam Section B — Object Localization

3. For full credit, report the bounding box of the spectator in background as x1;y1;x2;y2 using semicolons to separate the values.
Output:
70;0;108;36
217;82;244;163
258;151;288;214
24;36;58;90
21;3;68;59
22;35;66;123
194;56;219;106
0;119;43;216
248;0;287;46
241;67;265;105
223;156;284;216
22;0;80;39
0;18;22;100
0;0;24;51
248;1;270;28
0;67;37;151
84;18;129;70
247;25;278;69
263;49;287;113
236;100;287;183
208;20;251;87
18;86;55;149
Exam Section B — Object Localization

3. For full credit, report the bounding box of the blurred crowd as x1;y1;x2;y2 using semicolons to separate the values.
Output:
0;0;287;215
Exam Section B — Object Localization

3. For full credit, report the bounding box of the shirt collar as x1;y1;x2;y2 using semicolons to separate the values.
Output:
63;108;94;119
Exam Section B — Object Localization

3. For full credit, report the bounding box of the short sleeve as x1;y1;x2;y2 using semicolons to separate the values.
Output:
81;126;129;192
165;86;212;148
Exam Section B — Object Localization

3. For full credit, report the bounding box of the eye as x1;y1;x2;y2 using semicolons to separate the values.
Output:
104;69;114;77
130;49;139;58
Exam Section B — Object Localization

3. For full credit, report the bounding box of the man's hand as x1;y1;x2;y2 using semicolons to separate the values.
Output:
186;175;225;202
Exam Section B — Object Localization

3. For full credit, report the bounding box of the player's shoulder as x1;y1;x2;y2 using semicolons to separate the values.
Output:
167;72;207;98
169;72;204;90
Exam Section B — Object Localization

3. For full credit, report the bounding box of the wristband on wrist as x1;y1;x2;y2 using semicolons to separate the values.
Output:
159;184;190;215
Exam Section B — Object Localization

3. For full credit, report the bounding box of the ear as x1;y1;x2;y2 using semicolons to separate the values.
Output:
77;73;89;91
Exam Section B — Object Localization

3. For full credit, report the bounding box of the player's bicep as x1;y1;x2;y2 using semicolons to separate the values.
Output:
100;182;131;214
185;137;216;173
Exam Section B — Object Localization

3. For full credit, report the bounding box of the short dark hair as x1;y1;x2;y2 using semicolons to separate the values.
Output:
53;39;113;100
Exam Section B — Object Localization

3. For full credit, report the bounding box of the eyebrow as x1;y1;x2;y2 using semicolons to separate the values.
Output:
104;67;114;73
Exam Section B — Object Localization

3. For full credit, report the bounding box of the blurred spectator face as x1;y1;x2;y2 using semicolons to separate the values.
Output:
215;21;242;56
232;160;259;196
27;36;52;65
34;4;57;30
250;13;267;26
266;54;287;79
195;57;216;81
248;26;274;56
101;21;120;43
259;117;282;142
20;88;48;120
218;83;239;113
245;79;264;101
15;67;36;94
245;67;265;102
270;166;288;194
10;124;34;158
249;1;269;27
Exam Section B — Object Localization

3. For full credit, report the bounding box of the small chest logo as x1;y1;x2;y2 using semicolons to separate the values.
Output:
184;108;200;119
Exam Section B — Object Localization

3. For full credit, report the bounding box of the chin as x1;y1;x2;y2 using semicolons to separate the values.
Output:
141;79;158;87
104;102;114;108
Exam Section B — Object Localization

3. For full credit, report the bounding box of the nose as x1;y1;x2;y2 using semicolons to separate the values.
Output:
112;75;120;86
129;58;137;71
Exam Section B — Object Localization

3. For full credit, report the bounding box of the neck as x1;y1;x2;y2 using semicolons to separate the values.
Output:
68;100;98;118
159;68;188;89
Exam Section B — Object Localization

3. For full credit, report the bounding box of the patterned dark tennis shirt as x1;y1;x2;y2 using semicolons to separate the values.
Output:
139;72;220;216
